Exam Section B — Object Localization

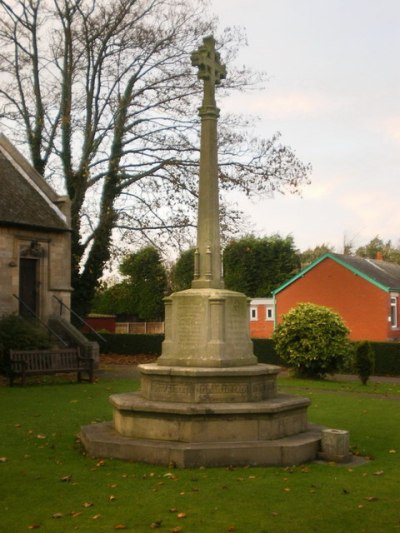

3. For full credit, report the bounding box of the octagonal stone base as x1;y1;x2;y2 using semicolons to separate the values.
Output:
139;363;280;403
111;392;311;442
80;422;322;467
79;363;323;467
79;362;323;467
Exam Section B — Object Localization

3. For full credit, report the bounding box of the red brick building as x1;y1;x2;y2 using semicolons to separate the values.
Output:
249;298;275;338
82;314;116;333
273;253;400;342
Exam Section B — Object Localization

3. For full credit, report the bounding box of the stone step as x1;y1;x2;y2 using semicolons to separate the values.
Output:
79;422;322;467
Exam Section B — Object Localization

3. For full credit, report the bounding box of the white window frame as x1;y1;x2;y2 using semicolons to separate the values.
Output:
266;305;274;321
390;296;398;328
250;306;258;321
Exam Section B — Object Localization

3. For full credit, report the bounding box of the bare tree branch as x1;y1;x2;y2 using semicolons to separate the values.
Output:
0;0;311;316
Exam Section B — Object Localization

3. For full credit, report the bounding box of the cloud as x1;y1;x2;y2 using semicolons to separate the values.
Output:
337;187;400;241
381;117;400;144
302;173;348;200
223;90;342;119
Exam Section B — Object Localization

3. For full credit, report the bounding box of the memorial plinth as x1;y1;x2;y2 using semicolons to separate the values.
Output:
79;36;323;467
159;288;256;367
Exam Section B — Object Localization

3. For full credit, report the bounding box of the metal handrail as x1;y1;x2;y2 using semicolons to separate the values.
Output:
13;294;69;346
52;295;107;343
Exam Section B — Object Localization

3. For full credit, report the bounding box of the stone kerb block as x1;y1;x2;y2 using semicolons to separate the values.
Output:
319;428;351;463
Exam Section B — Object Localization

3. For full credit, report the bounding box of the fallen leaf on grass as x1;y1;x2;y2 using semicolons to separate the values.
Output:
389;449;397;454
114;524;127;529
52;513;63;519
83;502;94;508
365;496;379;502
60;474;72;482
36;434;46;440
164;472;178;480
28;525;41;529
227;527;237;532
150;520;162;528
169;528;182;533
71;512;82;518
0;457;7;463
177;512;186;519
92;514;101;520
373;470;384;476
109;495;117;501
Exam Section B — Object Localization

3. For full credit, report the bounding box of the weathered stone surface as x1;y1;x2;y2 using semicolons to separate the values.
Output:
110;392;311;442
158;288;257;368
79;422;322;467
139;363;279;403
0;134;72;323
319;428;351;463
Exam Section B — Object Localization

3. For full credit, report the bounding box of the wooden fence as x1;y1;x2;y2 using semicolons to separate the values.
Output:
115;322;165;334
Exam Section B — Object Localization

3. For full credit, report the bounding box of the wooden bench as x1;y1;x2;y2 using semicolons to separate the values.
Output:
8;348;94;386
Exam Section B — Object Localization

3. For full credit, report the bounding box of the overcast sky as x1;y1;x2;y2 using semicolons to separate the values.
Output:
211;0;400;252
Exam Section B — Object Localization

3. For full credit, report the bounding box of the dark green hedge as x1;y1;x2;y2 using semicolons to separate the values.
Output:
85;333;400;375
0;314;51;373
87;334;284;365
86;333;163;355
252;339;400;375
368;341;400;375
252;339;283;365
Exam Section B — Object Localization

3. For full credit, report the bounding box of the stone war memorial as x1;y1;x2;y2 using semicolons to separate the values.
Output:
80;36;347;467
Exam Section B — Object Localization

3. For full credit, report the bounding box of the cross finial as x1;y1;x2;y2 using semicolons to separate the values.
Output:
191;36;226;107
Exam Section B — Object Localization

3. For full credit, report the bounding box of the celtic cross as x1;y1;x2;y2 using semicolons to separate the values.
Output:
191;36;226;108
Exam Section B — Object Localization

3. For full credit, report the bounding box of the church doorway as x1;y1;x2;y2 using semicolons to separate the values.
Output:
19;257;38;318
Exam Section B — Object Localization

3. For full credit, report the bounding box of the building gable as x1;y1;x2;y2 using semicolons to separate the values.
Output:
273;253;400;295
0;134;69;232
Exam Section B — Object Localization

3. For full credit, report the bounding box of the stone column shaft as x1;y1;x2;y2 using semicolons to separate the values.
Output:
191;36;226;289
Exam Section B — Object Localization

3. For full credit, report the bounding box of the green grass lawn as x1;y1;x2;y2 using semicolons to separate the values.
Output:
1;375;400;532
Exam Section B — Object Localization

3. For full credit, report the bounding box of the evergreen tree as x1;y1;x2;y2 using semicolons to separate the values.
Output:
171;248;196;292
223;234;300;296
92;247;168;320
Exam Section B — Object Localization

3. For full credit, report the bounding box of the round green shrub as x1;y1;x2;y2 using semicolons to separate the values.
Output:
0;314;51;373
272;302;353;378
354;341;375;385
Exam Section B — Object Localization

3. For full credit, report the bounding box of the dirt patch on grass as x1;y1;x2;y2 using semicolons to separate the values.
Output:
99;354;158;366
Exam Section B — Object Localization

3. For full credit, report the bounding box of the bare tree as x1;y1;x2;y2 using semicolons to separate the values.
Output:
0;0;311;316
